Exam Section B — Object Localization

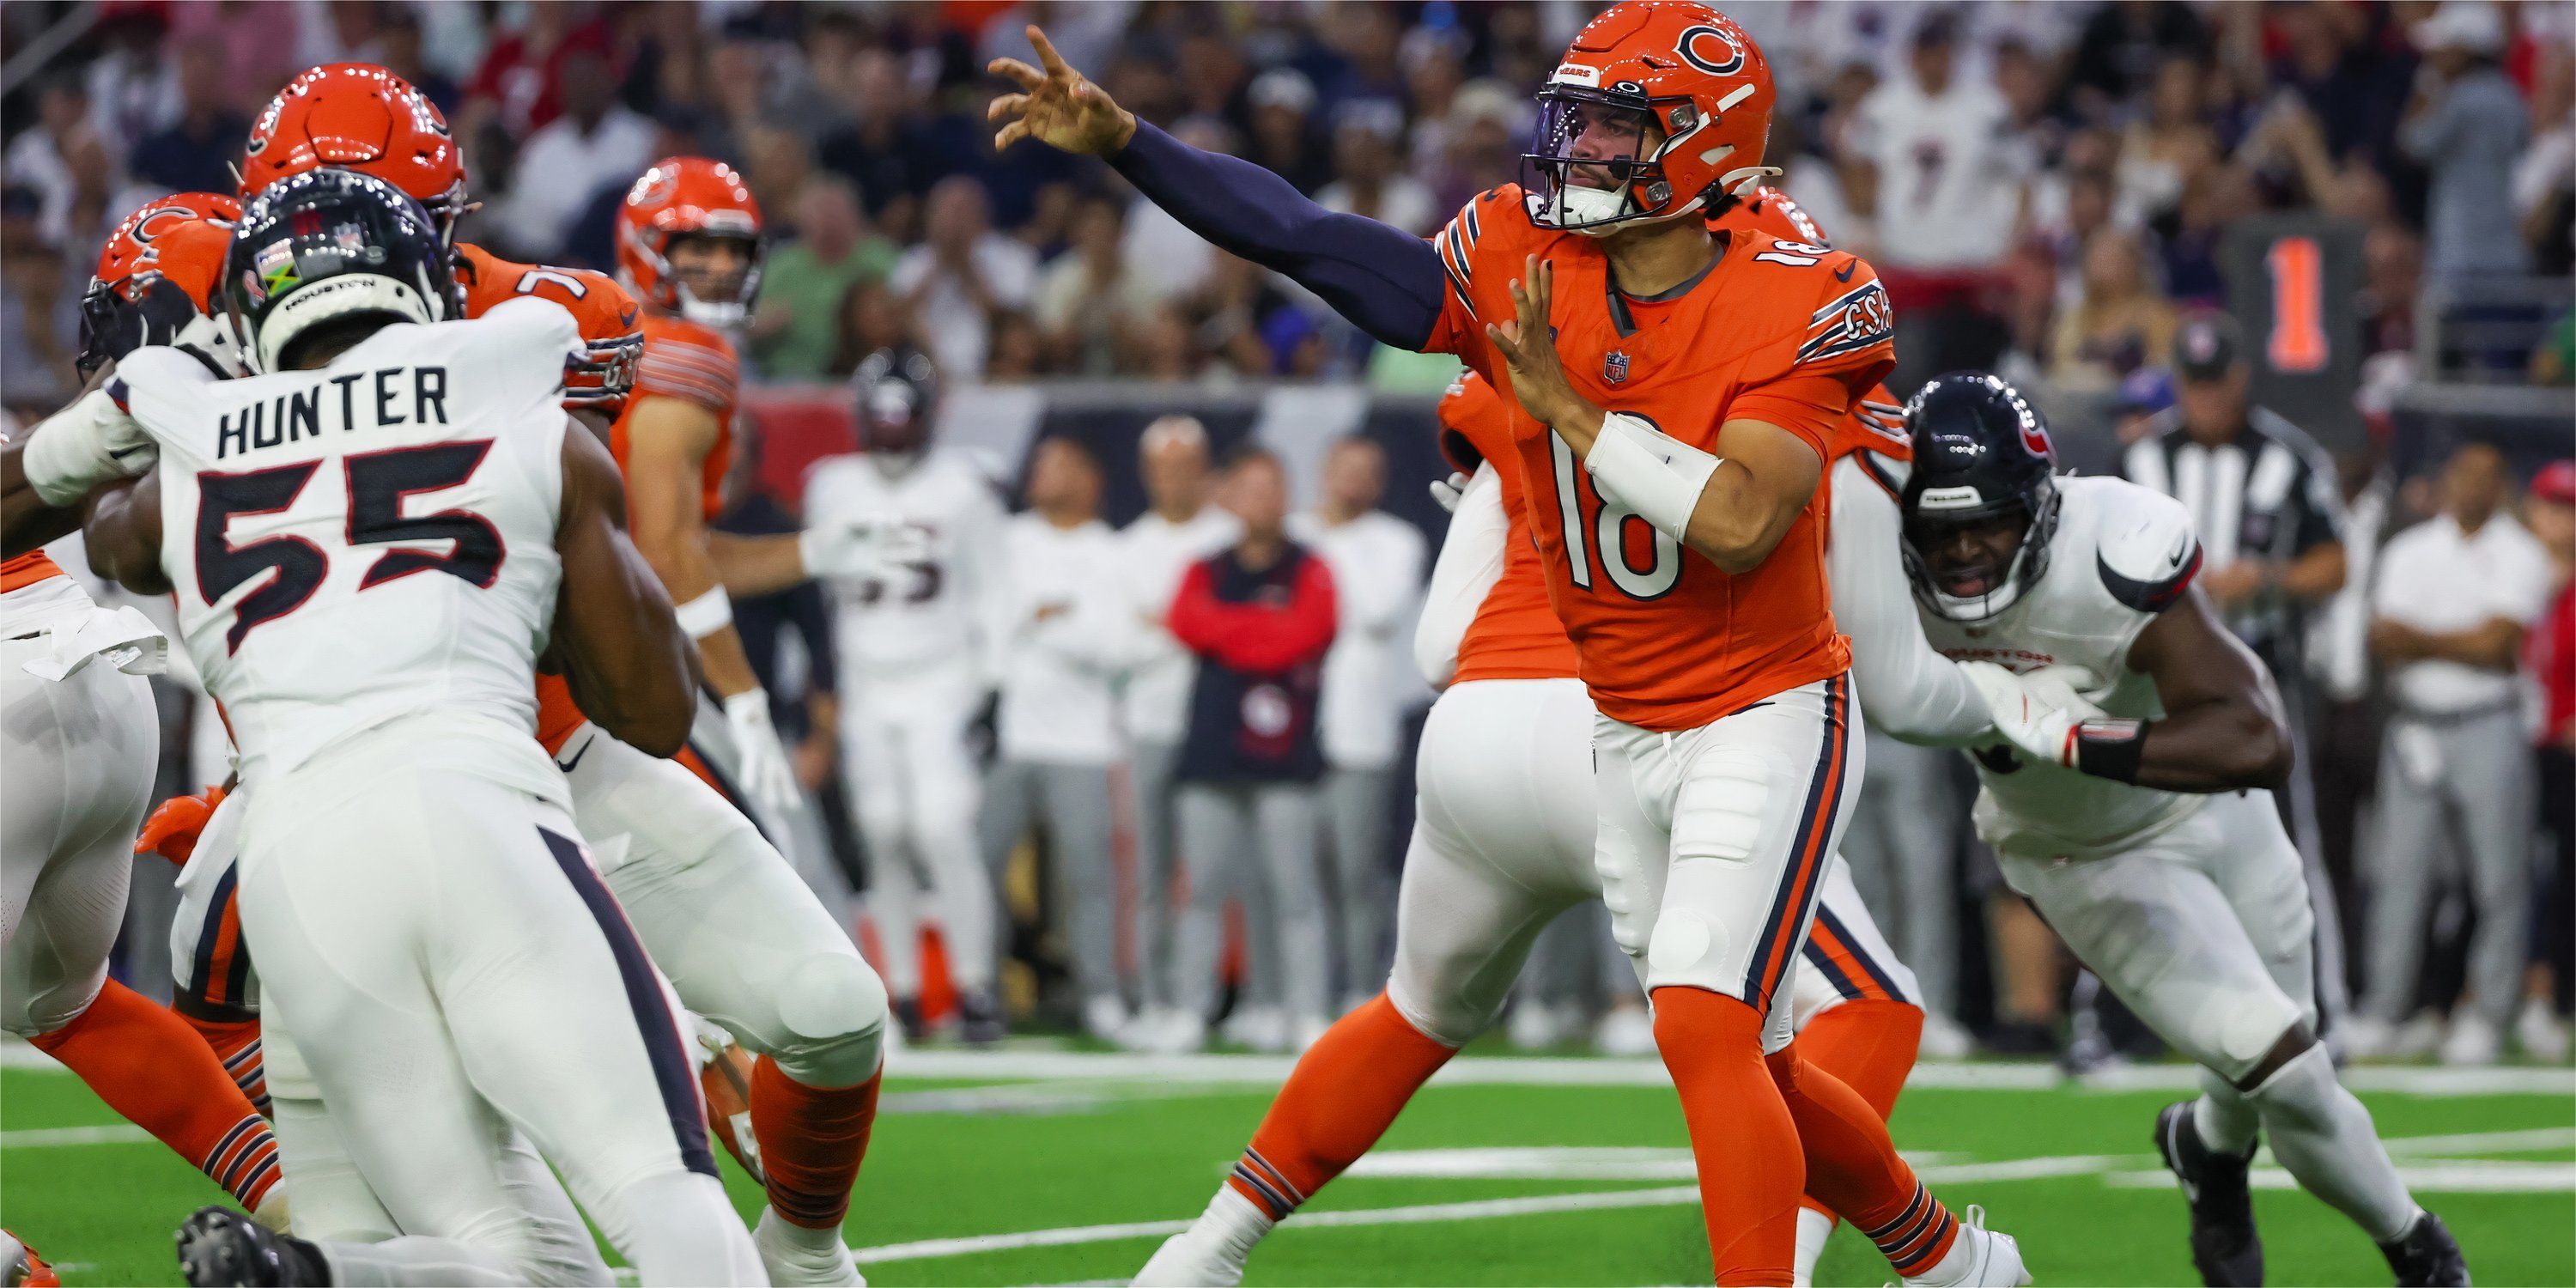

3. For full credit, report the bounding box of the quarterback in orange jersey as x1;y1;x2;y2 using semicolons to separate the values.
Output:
994;4;2023;1282
0;193;286;1230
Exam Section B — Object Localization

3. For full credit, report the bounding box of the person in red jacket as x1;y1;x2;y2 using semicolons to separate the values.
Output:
1153;447;1338;1054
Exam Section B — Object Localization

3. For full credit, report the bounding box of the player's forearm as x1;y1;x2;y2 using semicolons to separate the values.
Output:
1109;119;1449;349
2126;699;2292;793
2418;619;2525;671
1682;465;1806;575
79;476;169;595
1;463;82;556
694;624;766;701
708;530;810;598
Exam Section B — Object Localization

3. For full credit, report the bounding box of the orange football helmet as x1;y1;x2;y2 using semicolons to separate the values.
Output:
1718;185;1829;247
617;157;764;329
240;64;467;240
1524;0;1779;234
79;191;241;378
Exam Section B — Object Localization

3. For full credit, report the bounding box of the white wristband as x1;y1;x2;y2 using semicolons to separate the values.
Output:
673;586;733;638
1582;412;1722;543
21;388;146;508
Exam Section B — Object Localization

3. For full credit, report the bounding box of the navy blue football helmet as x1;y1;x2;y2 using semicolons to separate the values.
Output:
1899;372;2062;621
225;168;459;374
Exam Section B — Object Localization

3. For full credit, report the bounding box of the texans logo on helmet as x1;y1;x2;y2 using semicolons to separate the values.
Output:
2019;413;2053;459
1676;24;1747;76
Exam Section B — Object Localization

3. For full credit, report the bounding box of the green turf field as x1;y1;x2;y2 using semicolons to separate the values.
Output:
5;1047;2570;1285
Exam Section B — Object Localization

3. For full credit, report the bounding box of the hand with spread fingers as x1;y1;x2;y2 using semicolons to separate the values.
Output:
987;26;1137;156
1483;254;1603;444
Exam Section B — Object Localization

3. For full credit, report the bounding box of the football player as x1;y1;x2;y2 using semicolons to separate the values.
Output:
44;168;760;1285
149;80;896;1284
803;349;1009;1040
993;6;2019;1283
0;192;286;1230
1904;374;2468;1288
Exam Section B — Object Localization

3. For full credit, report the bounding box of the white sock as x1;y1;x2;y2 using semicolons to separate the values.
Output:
1202;1185;1276;1261
610;1171;765;1286
1793;1206;1836;1286
2246;1044;2421;1242
756;1206;860;1285
2192;1069;2261;1157
758;1204;853;1255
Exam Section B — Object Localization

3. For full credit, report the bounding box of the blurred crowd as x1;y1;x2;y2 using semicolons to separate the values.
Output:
3;0;2571;1062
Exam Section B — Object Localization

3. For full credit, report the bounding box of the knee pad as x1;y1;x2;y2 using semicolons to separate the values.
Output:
1592;823;1656;960
1385;963;1498;1048
1644;906;1737;997
763;950;889;1089
2202;993;2307;1087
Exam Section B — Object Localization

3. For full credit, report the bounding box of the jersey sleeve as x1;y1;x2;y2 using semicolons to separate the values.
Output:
458;246;643;412
1827;456;1992;746
1732;248;1899;454
453;296;588;414
106;346;219;445
1421;188;1534;362
635;321;739;416
2093;482;2204;653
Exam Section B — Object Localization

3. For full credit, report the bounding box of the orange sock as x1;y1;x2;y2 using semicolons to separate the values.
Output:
749;1055;881;1229
29;981;279;1211
1790;999;1923;1224
1653;987;1801;1286
1223;992;1457;1220
1766;1036;1956;1278
175;1012;269;1115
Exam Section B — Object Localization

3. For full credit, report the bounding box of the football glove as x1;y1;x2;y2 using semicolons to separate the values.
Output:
1957;660;2109;770
722;690;804;818
136;786;228;865
1428;471;1470;513
798;518;929;582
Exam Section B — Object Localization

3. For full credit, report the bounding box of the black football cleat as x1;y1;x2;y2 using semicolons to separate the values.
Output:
2379;1210;2470;1286
2154;1101;2263;1286
892;995;928;1043
958;988;1008;1045
176;1206;328;1286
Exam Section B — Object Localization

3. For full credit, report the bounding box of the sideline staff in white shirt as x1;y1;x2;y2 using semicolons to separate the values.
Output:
2354;440;2557;1063
1289;434;1425;1009
984;435;1135;1041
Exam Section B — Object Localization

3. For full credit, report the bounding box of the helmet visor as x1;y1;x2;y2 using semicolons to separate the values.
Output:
1522;87;1674;229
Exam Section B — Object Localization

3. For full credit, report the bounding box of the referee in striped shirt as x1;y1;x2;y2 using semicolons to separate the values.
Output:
2121;312;2354;1023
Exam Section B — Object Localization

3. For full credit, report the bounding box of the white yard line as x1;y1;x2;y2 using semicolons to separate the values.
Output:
0;1124;152;1147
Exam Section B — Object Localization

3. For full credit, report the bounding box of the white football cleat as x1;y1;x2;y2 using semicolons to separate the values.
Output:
2516;996;2571;1060
1133;1226;1247;1288
1918;1013;1976;1061
1901;1206;2030;1287
2439;1012;2501;1066
1594;1003;1657;1056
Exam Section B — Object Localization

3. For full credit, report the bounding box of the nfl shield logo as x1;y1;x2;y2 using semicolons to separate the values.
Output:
1603;351;1630;384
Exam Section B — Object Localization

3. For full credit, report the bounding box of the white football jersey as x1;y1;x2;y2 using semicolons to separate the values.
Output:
1915;474;2207;859
118;297;581;780
803;450;1005;676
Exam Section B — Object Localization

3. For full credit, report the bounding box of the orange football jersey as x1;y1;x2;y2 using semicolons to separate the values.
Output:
453;243;644;415
1;551;64;593
1438;371;1581;684
612;311;739;523
1425;185;1895;731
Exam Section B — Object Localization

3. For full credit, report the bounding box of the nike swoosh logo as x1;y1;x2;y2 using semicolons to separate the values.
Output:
556;737;593;774
1835;262;1856;283
619;306;640;327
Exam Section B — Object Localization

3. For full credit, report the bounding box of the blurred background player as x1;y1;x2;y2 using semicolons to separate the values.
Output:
1289;432;1425;1012
1118;415;1240;1039
981;433;1132;1040
0;191;285;1232
805;346;1007;1039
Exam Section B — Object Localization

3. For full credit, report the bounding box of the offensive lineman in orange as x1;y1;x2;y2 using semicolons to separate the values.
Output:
993;5;2022;1283
0;192;286;1233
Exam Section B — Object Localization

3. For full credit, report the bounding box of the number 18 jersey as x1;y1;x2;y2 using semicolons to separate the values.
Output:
1423;185;1897;732
114;298;583;779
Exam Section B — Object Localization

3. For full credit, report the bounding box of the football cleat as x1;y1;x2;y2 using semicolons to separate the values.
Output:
1900;1206;2031;1288
3;1230;60;1287
2154;1101;2263;1286
957;989;1006;1046
175;1206;327;1286
2379;1210;2470;1287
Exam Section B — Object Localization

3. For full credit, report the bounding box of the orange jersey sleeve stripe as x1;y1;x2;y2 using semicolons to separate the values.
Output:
1;550;64;593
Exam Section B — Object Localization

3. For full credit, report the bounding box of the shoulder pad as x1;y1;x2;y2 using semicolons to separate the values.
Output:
2092;482;2202;614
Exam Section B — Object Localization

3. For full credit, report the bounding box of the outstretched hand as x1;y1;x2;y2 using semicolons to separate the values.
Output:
987;26;1137;157
1484;254;1600;443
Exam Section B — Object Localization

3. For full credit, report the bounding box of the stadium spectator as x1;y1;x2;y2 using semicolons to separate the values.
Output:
374;7;460;116
462;3;610;142
2519;46;2576;274
982;435;1132;1041
2048;228;2178;391
488;46;655;261
2403;2;2534;282
1289;434;1425;1010
2066;0;2207;112
827;277;915;380
816;48;946;242
890;175;1036;381
1242;69;1333;196
752;177;898;381
0;199;75;413
1315;100;1437;237
129;45;245;198
1035;195;1158;376
2355;440;2558;1065
82;7;176;166
1161;447;1338;1054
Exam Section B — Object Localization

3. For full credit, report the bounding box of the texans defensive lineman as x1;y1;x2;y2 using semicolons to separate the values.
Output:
1138;189;2003;1288
1901;374;2466;1288
45;169;761;1285
988;3;2021;1279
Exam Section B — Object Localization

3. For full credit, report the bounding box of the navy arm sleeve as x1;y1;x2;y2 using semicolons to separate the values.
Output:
1109;120;1450;350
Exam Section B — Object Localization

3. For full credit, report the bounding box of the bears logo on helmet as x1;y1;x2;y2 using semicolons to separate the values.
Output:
1522;1;1780;234
79;192;243;379
240;64;467;240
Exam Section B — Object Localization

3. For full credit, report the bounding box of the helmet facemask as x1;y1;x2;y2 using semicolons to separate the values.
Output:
1900;478;2061;622
1523;86;1702;234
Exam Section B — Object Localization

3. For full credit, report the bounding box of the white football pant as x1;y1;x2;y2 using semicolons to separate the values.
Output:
839;662;997;997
